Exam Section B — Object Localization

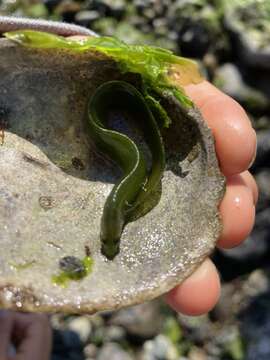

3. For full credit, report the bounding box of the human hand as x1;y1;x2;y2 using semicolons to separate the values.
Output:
0;311;52;360
165;81;257;316
67;36;258;316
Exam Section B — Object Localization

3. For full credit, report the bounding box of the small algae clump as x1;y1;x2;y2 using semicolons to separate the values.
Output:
52;256;94;288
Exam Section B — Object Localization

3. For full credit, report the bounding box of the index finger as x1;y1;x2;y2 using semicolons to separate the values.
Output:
184;81;257;176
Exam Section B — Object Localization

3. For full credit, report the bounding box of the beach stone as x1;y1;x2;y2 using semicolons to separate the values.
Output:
224;0;270;69
214;63;268;112
104;325;126;342
84;344;97;358
110;300;163;339
67;316;92;343
75;10;100;27
240;291;270;360
97;343;133;360
141;334;178;360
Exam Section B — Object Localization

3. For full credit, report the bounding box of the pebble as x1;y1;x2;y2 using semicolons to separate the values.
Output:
75;10;100;27
243;269;269;297
68;316;92;343
44;0;62;13
51;329;84;360
84;344;98;358
189;347;207;360
56;0;81;20
104;325;126;342
110;300;164;339
178;314;213;343
106;0;126;20
141;334;178;360
97;343;133;360
87;0;109;16
214;63;268;112
224;0;270;69
210;282;239;322
240;290;270;360
58;330;82;350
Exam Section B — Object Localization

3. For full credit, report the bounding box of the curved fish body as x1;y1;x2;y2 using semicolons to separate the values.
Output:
88;81;165;259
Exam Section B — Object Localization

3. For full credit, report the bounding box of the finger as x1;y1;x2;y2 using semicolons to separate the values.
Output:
0;310;13;360
184;81;257;176
241;170;258;205
218;172;256;249
11;313;52;360
165;259;220;316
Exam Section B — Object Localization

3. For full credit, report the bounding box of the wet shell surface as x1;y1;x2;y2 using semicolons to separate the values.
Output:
0;39;225;314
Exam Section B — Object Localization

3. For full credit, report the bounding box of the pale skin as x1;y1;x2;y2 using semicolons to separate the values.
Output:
165;80;257;316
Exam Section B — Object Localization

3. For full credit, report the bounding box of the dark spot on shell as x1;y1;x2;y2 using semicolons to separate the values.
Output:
39;196;56;210
167;158;190;178
85;245;91;257
72;157;85;171
59;256;85;276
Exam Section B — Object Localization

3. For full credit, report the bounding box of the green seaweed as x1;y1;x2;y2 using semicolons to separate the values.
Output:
4;30;202;123
52;256;94;288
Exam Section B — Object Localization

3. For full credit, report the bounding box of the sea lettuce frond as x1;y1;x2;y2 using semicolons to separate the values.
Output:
5;30;203;125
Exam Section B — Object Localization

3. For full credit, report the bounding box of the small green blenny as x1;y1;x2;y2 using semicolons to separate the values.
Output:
5;30;202;260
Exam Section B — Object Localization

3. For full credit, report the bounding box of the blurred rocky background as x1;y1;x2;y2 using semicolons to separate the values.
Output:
1;0;270;359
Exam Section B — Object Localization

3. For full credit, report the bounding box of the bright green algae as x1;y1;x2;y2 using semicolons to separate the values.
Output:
4;30;201;126
52;256;94;288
